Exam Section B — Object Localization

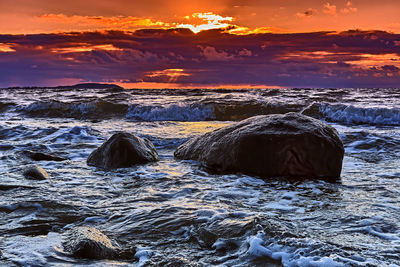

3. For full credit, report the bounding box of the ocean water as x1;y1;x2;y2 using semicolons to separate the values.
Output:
0;87;399;266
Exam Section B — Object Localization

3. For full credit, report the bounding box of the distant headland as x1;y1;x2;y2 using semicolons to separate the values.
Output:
6;83;124;90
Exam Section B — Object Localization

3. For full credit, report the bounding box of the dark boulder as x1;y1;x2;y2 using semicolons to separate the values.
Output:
174;113;344;181
62;227;134;260
23;165;49;180
87;132;158;169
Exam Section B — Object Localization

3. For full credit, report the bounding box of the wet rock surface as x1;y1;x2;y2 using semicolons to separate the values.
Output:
62;226;134;260
21;150;67;161
22;165;49;180
87;132;158;169
175;112;344;181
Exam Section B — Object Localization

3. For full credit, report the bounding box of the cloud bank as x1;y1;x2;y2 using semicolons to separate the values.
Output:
0;29;399;88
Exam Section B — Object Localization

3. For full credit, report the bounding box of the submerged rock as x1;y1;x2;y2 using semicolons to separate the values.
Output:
21;150;67;161
175;112;344;181
23;165;49;180
62;226;134;260
87;132;158;169
151;257;200;267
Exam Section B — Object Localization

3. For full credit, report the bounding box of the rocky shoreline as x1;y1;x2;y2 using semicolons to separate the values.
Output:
12;112;345;261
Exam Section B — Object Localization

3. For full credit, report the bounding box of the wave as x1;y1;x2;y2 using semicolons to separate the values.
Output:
302;102;400;126
126;103;214;121
13;97;400;126
18;99;128;119
0;101;14;112
212;101;301;121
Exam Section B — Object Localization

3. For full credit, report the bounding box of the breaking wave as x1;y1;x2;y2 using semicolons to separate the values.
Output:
302;103;400;126
18;99;128;119
9;92;400;126
126;103;214;121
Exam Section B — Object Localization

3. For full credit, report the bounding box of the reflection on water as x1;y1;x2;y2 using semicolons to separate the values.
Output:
0;88;399;266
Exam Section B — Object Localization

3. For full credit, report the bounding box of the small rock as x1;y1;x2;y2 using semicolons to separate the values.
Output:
151;257;200;267
0;184;34;190
62;227;119;260
23;166;49;180
87;132;158;169
22;150;67;161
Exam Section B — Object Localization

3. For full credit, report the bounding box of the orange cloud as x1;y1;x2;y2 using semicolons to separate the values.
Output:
344;53;400;69
323;3;337;16
341;1;358;14
51;44;122;53
117;81;279;89
227;26;284;35
0;43;16;52
39;14;168;30
145;68;190;82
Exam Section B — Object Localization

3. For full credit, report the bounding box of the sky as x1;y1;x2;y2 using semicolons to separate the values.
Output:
0;0;399;88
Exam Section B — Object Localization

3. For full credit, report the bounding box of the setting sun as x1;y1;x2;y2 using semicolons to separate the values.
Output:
177;12;234;33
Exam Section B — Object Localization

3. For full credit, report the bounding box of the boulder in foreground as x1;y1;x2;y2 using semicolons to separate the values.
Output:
174;113;344;181
23;165;49;180
62;226;134;260
87;132;158;169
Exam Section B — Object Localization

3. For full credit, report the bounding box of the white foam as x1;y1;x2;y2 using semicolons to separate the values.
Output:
247;232;273;258
235;176;266;186
320;104;400;126
2;232;62;266
245;232;350;267
296;256;345;267
134;246;152;266
265;201;298;212
364;226;400;241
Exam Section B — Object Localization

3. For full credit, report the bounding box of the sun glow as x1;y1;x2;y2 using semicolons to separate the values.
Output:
345;53;400;68
51;44;122;53
178;12;233;33
0;43;16;52
145;68;191;82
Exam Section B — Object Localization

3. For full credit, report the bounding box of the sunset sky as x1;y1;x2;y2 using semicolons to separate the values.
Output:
0;0;399;88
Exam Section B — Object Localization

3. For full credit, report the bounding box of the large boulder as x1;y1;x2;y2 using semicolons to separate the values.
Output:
87;132;158;169
174;113;344;181
62;226;134;260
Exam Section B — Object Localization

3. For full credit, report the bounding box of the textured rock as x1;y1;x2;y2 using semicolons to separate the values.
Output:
87;132;158;169
23;165;49;180
62;227;120;259
21;150;67;161
175;113;344;181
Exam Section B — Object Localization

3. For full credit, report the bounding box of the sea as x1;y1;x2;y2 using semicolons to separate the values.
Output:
0;87;399;266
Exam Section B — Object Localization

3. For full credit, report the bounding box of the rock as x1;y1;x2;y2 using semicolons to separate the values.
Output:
62;226;134;260
23;165;49;180
174;112;344;181
21;150;67;161
0;184;35;190
87;132;158;169
151;257;200;267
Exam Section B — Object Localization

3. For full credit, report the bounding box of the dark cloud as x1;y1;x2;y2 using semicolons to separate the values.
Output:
0;29;399;88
